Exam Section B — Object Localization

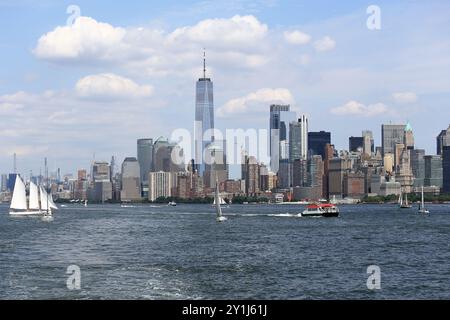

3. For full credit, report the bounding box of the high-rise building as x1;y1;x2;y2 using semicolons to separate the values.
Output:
289;115;308;161
437;129;447;155
349;136;364;152
1;174;7;192
269;104;296;172
194;52;214;175
203;140;229;189
242;155;260;195
404;122;414;150
443;146;450;193
328;158;351;199
362;130;374;156
411;149;425;187
292;159;307;188
382;124;405;156
148;171;174;201
7;173;18;191
92;161;110;182
137;139;153;184
153;137;185;173
308;131;331;160
121;157;141;201
424;155;443;188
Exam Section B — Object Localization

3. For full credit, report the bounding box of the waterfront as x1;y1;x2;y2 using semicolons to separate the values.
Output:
0;203;449;300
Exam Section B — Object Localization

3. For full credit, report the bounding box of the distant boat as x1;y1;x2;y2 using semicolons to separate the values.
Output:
168;201;177;207
215;176;227;222
9;177;57;216
418;186;430;214
212;194;229;208
399;189;412;209
299;203;340;218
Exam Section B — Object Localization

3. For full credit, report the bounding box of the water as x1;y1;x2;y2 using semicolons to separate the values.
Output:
0;203;449;300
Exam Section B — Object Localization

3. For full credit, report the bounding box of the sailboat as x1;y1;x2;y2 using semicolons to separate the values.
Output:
418;186;430;214
214;176;227;223
399;189;412;209
9;177;57;216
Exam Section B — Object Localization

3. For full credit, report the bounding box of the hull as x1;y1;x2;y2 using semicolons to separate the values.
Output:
9;210;46;216
216;216;228;222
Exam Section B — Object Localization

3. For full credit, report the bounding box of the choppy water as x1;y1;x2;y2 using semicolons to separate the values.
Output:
0;203;449;299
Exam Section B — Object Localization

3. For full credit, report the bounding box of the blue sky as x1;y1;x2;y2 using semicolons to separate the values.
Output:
1;0;450;176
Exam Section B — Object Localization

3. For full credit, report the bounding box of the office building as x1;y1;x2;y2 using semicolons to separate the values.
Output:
121;157;141;201
289;115;308;161
148;171;174;201
1;174;7;192
92;161;110;182
362;130;374;156
424;155;443;188
269;104;297;172
382;124;405;156
203;140;229;189
308;131;331;160
153;137;185;173
411;149;425;187
194;52;214;175
443;146;450;193
137;139;153;184
436;125;450;155
404;122;414;150
349;136;364;152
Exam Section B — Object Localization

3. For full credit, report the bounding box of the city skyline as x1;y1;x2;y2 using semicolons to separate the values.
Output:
1;0;450;175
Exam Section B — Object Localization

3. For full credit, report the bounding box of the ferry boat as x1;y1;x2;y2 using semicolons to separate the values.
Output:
299;203;340;218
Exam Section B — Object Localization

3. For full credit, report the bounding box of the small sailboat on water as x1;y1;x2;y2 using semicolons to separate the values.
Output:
214;176;227;223
418;186;430;214
399;189;412;209
9;177;58;216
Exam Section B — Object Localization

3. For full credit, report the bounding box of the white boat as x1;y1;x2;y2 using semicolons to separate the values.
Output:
168;201;177;207
399;189;412;209
418;186;430;214
299;203;340;218
214;176;227;222
9;177;57;216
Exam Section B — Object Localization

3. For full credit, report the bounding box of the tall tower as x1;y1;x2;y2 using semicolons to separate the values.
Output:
194;50;214;175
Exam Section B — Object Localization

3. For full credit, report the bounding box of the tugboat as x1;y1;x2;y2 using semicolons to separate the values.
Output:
299;203;340;217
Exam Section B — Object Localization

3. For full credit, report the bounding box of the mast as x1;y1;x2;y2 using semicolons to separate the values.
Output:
45;158;49;215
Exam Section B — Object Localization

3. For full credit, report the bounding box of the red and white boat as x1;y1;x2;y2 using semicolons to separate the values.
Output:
299;203;340;217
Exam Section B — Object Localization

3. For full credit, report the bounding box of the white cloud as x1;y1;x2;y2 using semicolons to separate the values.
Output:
167;15;268;48
284;30;311;45
330;100;388;117
75;73;153;99
392;92;418;103
218;88;294;117
313;36;336;52
34;17;127;61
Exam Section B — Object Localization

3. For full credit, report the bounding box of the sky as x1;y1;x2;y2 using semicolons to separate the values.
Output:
1;0;450;178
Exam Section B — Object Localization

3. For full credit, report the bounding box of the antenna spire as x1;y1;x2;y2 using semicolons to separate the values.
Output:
203;48;206;79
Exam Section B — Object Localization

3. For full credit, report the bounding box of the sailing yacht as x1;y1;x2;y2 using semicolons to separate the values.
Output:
399;189;412;209
214;177;227;223
418;186;430;214
9;177;58;216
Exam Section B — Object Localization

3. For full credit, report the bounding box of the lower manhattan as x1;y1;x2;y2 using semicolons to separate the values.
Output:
0;0;449;311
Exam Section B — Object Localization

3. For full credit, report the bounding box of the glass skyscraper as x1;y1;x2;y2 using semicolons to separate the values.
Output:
194;53;214;175
308;131;331;160
269;104;296;173
381;124;405;156
137;138;153;184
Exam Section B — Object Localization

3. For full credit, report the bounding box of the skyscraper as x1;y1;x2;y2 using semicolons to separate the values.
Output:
349;136;364;152
438;125;450;193
362;130;374;156
269;104;297;172
381;124;405;156
148;171;174;201
437;129;447;155
424;155;443;188
121;157;141;201
137;138;154;184
411;149;425;187
308;131;331;160
404;122;415;150
194;51;214;175
153;137;185;173
289;115;308;161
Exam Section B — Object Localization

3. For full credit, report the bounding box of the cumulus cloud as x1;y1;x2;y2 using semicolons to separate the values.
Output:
167;15;268;48
218;88;294;117
284;30;311;45
34;17;127;61
75;73;153;99
392;92;418;103
330;100;388;117
33;15;269;71
313;36;336;52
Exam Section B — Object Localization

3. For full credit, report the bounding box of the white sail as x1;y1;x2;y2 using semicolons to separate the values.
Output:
10;177;27;210
48;194;58;210
29;182;40;210
214;178;223;219
40;186;49;211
